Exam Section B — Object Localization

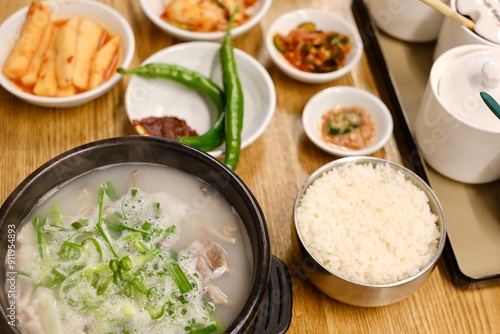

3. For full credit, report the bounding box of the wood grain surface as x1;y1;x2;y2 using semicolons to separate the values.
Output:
1;1;499;333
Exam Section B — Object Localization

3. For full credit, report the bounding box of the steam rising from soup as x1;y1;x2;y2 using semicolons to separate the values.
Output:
15;163;252;334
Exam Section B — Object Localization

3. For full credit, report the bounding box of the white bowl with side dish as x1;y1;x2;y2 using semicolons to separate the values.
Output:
138;0;273;41
0;1;135;108
265;9;363;84
302;86;393;156
124;41;276;157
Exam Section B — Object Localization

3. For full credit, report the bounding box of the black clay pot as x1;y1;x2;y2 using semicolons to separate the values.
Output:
0;136;291;334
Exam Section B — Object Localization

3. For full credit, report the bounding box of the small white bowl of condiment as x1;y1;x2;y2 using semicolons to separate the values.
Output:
0;1;135;108
265;9;363;84
138;0;273;41
364;0;445;43
434;0;500;59
302;86;393;156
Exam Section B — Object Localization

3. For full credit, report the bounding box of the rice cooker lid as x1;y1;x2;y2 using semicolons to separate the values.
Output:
437;46;500;132
456;0;500;44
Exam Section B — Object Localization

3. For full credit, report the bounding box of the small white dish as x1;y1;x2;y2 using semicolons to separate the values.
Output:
265;9;363;84
0;1;135;108
124;41;276;157
433;0;500;60
138;0;273;41
364;0;445;43
302;86;393;156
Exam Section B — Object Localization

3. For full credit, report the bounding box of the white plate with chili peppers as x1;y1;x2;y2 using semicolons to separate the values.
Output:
302;86;393;156
123;41;276;157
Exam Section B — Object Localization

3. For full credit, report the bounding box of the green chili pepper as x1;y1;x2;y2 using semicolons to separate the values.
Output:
117;64;226;152
221;9;244;170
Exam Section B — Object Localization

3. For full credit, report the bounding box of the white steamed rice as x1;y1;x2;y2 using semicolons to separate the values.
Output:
296;162;440;285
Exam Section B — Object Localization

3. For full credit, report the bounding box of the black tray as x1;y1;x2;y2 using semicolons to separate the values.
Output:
351;0;500;289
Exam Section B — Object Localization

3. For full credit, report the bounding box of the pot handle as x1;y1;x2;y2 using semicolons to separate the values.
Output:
247;256;293;333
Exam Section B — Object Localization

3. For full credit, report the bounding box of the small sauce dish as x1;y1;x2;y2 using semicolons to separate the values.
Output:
302;86;393;156
265;9;363;84
138;0;273;41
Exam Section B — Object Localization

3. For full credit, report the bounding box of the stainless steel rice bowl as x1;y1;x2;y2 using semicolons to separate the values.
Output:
292;156;446;307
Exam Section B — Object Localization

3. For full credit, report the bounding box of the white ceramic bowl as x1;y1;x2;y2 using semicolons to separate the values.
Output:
138;0;273;41
265;9;363;84
124;41;276;157
433;0;500;60
364;0;445;43
0;1;135;108
302;86;393;156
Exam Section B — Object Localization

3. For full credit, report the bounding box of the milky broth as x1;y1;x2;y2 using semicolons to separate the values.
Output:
15;163;253;334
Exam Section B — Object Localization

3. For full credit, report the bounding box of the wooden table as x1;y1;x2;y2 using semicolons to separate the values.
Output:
1;1;500;333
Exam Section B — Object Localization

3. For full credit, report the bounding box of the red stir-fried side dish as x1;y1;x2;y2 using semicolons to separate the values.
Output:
132;116;198;140
160;0;259;33
273;22;352;73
